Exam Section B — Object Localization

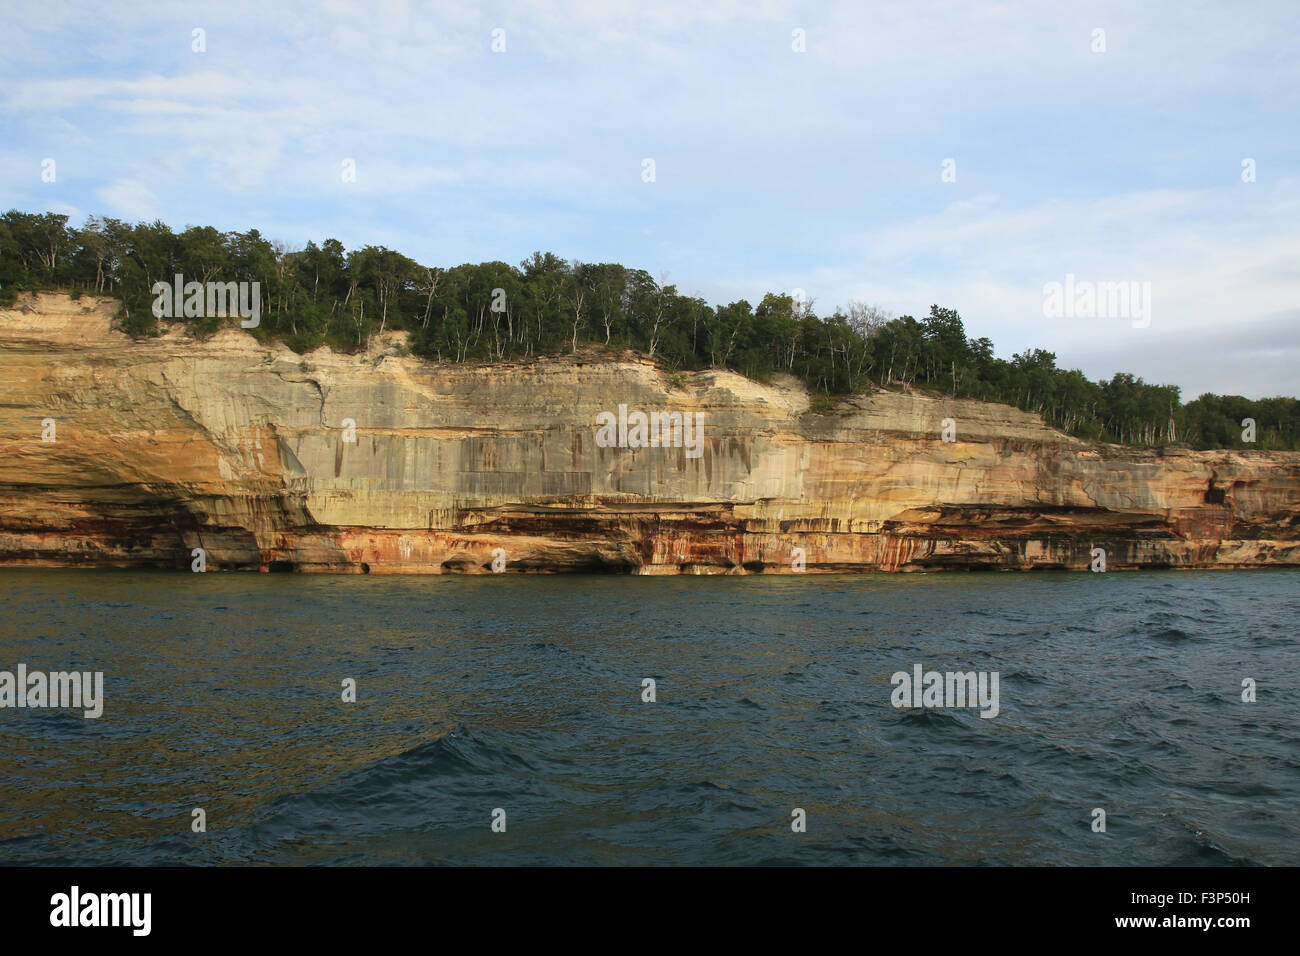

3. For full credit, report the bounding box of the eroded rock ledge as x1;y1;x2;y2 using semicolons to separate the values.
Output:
2;293;1297;573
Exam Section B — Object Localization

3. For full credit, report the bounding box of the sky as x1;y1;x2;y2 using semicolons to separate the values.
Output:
1;0;1297;399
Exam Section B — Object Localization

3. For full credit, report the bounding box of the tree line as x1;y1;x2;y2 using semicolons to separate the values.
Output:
2;208;1295;450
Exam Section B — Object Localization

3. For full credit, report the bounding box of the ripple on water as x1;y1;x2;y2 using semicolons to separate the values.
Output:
0;568;1295;865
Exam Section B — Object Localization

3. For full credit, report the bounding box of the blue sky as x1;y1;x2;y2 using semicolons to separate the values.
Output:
2;0;1297;398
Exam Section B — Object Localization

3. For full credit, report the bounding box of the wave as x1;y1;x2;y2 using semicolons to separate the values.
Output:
894;709;970;730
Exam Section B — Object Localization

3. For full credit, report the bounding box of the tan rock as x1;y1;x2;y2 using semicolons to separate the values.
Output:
2;293;1297;573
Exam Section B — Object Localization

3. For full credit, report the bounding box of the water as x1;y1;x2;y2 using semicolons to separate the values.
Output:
0;569;1296;866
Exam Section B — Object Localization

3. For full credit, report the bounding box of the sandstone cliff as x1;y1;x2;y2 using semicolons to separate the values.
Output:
1;293;1297;573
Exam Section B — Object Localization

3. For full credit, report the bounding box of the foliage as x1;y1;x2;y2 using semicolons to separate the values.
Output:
2;208;1295;449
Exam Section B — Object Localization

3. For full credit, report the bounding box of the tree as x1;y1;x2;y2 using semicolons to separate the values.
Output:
3;206;1296;451
564;261;592;353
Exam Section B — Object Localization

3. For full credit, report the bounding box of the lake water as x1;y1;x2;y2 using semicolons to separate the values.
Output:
0;569;1296;865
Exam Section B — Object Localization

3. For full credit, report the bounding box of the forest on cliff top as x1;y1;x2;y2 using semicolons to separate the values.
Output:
2;209;1296;450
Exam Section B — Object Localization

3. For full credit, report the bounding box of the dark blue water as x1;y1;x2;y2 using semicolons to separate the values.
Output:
0;569;1296;865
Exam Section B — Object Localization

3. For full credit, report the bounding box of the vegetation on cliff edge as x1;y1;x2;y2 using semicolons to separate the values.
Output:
1;208;1296;450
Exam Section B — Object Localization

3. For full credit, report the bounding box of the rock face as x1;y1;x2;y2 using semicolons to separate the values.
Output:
2;293;1297;573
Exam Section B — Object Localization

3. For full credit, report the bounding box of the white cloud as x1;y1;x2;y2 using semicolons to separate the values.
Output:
96;180;158;221
1;0;1295;396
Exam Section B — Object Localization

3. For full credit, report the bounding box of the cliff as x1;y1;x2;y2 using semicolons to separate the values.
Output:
1;293;1297;573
